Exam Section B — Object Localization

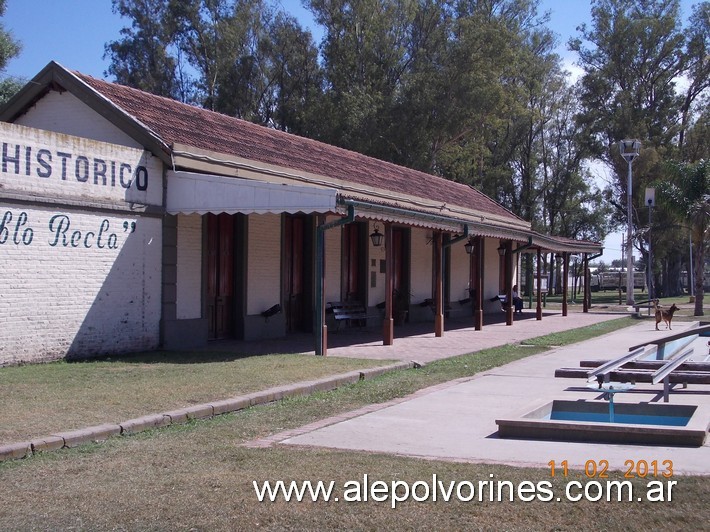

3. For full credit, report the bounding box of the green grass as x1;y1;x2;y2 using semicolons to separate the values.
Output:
0;352;393;444
0;316;707;530
541;288;651;306
1;317;635;445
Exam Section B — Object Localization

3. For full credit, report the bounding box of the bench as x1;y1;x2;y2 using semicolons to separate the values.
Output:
327;301;377;330
419;298;473;319
554;342;710;402
632;299;656;316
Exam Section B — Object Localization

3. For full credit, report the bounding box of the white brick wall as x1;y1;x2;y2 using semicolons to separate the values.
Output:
176;214;202;320
247;214;281;314
0;204;162;364
483;237;502;299
410;227;432;303
367;221;388;305
449;241;471;302
14;91;143;149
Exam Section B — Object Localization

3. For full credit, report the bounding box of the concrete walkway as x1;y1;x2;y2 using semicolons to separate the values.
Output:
281;320;710;475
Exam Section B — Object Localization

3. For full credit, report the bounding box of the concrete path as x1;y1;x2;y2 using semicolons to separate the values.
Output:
282;321;710;475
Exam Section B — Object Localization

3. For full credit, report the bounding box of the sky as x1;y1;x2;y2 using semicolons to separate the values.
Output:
1;0;698;265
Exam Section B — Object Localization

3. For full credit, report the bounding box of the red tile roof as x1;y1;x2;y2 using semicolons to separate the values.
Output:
74;72;522;223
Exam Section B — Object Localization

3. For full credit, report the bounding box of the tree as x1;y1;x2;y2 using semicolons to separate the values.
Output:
105;0;186;101
571;0;708;296
166;0;262;113
678;1;710;156
571;0;685;157
248;11;323;133
106;0;323;130
307;0;420;158
103;0;614;249
656;160;709;315
0;0;22;105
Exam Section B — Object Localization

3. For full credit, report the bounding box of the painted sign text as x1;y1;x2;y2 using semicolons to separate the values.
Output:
0;210;136;250
2;142;148;190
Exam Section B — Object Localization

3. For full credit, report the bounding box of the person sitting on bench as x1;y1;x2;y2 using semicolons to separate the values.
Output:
512;285;524;313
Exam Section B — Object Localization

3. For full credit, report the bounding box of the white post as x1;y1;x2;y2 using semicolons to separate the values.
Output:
619;139;641;306
626;159;634;304
689;231;694;297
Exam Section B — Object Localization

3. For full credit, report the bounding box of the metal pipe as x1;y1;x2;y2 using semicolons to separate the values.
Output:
512;236;534;254
648;200;653;302
442;224;469;248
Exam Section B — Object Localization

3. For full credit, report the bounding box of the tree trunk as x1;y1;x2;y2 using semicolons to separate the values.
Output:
666;253;683;297
693;232;705;316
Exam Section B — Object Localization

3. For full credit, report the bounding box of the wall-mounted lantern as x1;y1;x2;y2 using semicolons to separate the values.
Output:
497;244;506;256
464;238;474;255
370;223;384;247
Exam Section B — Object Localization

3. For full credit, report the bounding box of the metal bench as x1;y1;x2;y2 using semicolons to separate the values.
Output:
327;301;376;330
421;297;472;318
554;332;710;401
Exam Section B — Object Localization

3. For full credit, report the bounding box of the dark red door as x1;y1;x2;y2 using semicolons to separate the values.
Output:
207;213;234;339
343;223;360;300
392;228;405;295
284;215;306;332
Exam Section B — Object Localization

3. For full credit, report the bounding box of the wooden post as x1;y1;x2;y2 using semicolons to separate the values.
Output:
474;236;484;330
536;248;542;320
315;215;327;356
320;231;328;356
382;223;394;345
583;253;589;313
562;252;569;317
434;231;444;337
506;240;513;326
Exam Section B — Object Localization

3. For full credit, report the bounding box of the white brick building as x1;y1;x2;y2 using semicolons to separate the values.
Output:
0;62;602;364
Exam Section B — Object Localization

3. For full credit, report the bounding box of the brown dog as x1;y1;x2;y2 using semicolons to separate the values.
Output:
654;302;678;330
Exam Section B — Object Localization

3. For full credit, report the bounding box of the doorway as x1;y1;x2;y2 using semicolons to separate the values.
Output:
391;227;410;312
284;214;313;332
206;213;234;339
342;222;366;302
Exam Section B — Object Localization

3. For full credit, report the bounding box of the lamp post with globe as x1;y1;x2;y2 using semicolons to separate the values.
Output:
619;139;641;305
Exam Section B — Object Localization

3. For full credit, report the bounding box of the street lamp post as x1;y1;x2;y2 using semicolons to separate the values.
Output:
645;188;655;306
619;139;641;305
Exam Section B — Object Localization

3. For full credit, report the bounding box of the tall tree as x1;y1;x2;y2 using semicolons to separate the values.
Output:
105;0;185;101
540;82;613;242
678;1;710;156
166;0;264;113
262;12;323;134
307;0;419;158
571;0;707;293
0;0;22;105
656;160;709;315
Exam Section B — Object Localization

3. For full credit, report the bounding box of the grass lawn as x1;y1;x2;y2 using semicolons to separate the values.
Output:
0;352;394;444
545;288;701;309
3;316;707;529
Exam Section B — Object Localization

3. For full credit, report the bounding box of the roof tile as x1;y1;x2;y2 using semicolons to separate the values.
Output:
75;72;522;223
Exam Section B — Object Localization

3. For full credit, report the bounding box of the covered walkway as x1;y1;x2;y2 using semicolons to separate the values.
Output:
206;309;625;365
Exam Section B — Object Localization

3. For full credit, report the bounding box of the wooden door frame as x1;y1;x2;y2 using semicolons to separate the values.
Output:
282;214;315;333
205;213;239;340
341;221;368;303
